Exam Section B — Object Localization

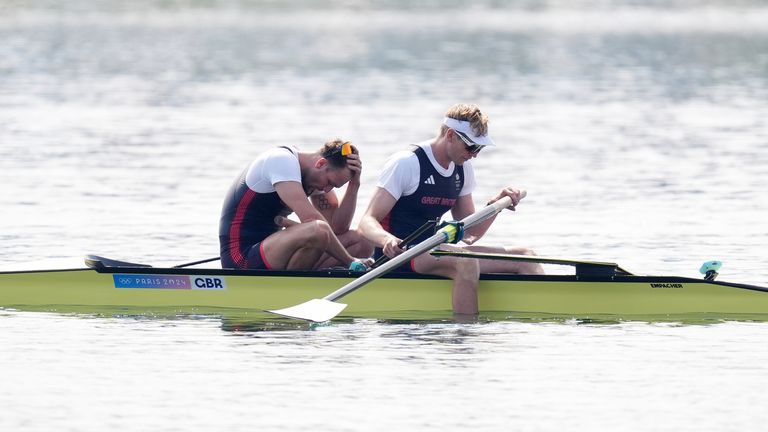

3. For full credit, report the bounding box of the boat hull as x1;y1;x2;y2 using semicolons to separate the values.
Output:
2;267;768;320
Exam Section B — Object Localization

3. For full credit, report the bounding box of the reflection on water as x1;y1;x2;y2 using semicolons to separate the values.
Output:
4;306;757;333
4;309;768;431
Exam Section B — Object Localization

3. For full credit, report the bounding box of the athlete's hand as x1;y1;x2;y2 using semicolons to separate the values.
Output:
488;187;527;211
382;236;405;258
274;215;299;228
346;153;362;186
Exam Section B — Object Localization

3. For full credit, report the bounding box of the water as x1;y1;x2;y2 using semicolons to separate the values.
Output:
3;312;768;431
1;1;768;430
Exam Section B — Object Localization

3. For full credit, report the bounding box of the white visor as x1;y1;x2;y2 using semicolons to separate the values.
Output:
443;117;495;147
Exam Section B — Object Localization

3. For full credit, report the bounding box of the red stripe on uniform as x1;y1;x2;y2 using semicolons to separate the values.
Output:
259;242;272;270
229;189;257;268
381;212;391;232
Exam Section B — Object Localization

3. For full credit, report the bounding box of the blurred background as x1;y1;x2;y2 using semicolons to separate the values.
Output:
2;3;768;431
1;0;766;282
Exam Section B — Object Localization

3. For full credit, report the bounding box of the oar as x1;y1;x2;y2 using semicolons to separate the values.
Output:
267;196;515;322
173;257;220;268
370;218;438;269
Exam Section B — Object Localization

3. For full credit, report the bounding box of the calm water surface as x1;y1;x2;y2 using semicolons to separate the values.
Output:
1;1;768;430
2;312;768;431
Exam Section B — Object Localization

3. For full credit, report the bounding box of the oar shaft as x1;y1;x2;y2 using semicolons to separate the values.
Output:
325;231;444;302
371;218;438;269
173;257;220;268
323;197;512;302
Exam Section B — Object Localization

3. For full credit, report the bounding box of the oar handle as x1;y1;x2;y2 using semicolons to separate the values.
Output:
323;196;513;302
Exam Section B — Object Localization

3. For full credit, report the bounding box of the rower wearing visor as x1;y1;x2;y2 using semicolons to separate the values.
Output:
219;140;374;271
359;103;544;316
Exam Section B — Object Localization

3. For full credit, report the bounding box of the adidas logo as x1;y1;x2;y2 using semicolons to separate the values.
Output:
424;175;436;185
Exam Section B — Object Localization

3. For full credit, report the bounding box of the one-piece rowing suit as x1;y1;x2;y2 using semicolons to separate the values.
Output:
219;146;302;269
375;141;475;271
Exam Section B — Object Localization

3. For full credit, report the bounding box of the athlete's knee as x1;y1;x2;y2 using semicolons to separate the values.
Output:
303;220;333;247
451;257;480;282
504;246;537;257
503;246;544;274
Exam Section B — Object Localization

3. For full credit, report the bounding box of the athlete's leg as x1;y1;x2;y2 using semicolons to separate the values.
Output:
411;244;480;315
463;244;545;275
260;221;332;270
262;220;356;270
312;229;374;270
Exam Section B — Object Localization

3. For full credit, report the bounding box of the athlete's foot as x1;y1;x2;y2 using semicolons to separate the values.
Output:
349;258;374;272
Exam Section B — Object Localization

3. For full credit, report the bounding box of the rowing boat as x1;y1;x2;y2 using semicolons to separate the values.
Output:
2;253;768;322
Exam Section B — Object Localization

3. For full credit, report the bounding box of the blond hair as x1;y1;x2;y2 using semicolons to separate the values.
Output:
439;103;489;138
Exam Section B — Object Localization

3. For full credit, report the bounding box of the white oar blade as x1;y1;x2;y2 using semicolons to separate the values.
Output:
267;299;348;323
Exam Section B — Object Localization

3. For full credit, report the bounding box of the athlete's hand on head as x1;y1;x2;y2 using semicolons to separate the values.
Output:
346;153;362;184
382;236;405;258
489;187;527;211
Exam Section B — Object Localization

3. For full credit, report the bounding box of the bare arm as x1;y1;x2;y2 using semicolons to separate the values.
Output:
311;191;341;230
274;181;326;223
310;152;362;234
450;194;493;245
358;187;404;258
310;182;359;234
452;187;527;245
